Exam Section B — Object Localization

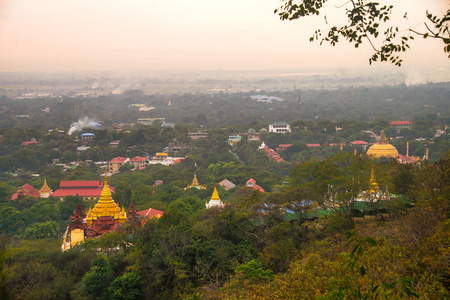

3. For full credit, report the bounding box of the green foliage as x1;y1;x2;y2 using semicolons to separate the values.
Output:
230;259;274;285
82;253;113;298
107;272;144;300
22;221;59;239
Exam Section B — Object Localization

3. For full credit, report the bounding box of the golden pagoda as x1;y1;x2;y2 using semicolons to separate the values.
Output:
184;173;206;190
206;184;224;208
39;178;52;198
86;174;126;225
366;130;399;159
368;164;379;194
355;164;389;202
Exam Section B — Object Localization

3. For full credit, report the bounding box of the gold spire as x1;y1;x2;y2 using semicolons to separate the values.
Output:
39;178;52;197
368;164;379;194
211;185;220;201
192;173;200;186
87;175;125;222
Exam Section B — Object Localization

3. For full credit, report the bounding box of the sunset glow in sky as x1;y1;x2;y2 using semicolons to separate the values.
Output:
0;0;448;73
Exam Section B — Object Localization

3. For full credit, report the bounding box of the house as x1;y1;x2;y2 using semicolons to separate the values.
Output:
137;208;164;220
306;143;320;149
80;133;95;142
109;157;129;173
77;146;90;154
269;122;291;133
250;95;283;103
258;141;286;163
188;132;208;139
138;118;166;125
52;180;114;201
276;144;293;151
130;156;147;169
246;178;265;192
390;121;412;131
10;184;41;200
164;142;189;153
153;180;163;186
350;140;368;146
109;140;121;148
219;179;236;191
21;141;38;146
227;135;241;146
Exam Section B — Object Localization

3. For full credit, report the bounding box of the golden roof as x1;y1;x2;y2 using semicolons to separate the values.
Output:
39;178;52;194
87;175;126;223
184;173;206;190
366;131;399;158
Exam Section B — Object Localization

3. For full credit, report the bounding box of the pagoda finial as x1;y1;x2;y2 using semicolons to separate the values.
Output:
368;164;379;194
378;130;388;144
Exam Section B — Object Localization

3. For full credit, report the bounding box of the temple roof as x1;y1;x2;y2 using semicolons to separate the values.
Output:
184;173;206;190
39;178;52;194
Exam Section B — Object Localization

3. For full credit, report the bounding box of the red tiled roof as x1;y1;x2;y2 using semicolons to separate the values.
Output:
11;184;40;200
173;158;183;163
390;121;411;126
130;156;146;162
21;141;38;146
110;156;128;163
306;143;320;147
350;140;368;145
53;181;114;198
329;143;338;146
137;208;164;219
60;180;102;188
279;144;293;147
246;178;265;192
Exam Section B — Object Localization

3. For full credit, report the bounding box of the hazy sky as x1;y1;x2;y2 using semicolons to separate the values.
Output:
0;0;448;73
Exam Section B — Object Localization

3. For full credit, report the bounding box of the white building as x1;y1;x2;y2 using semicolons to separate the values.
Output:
269;122;291;133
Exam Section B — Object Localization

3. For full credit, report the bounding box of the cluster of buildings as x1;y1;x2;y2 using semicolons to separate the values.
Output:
108;154;185;173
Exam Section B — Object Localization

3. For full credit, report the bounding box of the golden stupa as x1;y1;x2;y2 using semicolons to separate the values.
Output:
86;175;126;225
366;131;399;158
206;184;224;208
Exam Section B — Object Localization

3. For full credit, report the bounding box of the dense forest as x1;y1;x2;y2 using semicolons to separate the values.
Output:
0;83;448;299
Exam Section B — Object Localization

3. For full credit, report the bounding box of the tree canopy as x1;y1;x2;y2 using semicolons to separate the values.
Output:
274;0;450;65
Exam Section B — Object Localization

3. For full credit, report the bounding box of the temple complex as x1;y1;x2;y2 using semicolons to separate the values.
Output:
206;185;224;209
184;173;206;190
11;179;53;200
396;141;425;164
62;175;127;250
366;131;399;159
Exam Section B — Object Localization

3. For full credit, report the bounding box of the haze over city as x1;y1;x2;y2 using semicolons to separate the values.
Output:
0;0;448;77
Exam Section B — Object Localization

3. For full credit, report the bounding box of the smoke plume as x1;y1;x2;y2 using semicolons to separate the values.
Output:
68;117;99;135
